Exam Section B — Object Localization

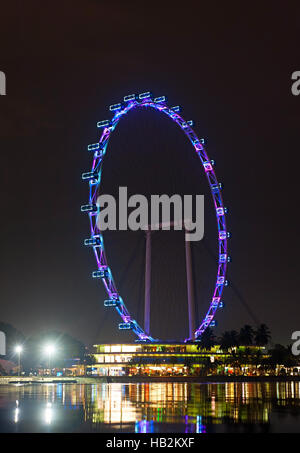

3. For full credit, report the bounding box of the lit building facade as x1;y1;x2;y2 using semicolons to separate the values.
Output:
89;343;267;377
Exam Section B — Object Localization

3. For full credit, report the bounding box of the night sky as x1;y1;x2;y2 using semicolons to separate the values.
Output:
0;2;299;346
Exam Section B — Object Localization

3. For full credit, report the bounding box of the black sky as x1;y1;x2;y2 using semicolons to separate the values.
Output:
0;1;299;346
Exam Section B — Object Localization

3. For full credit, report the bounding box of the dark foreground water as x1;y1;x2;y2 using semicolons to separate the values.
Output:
0;381;300;433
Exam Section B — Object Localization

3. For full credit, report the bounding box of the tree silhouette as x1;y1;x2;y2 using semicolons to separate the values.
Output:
219;330;239;351
254;324;271;346
196;327;216;351
238;325;254;345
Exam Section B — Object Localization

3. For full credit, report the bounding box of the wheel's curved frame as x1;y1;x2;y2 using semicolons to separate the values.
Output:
82;93;229;342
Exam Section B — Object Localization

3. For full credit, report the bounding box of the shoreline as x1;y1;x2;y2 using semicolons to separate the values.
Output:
0;375;300;385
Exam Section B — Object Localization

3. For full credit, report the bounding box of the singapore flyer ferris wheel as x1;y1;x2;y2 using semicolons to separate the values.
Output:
81;91;229;342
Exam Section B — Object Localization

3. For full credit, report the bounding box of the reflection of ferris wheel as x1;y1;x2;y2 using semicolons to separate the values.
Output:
81;92;229;342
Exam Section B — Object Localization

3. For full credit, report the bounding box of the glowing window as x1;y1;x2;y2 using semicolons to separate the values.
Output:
122;345;138;353
111;345;121;353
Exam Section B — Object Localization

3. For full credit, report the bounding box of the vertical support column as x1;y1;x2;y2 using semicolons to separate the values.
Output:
185;238;195;339
144;229;151;334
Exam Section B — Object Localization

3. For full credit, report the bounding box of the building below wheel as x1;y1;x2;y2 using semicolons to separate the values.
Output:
87;343;267;377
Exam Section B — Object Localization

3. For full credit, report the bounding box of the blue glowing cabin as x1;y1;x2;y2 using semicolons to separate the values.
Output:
154;96;166;103
81;171;99;182
92;268;109;278
81;203;98;213
119;322;133;330
97;120;110;128
219;254;228;263
211;183;222;194
217;276;225;285
123;94;136;102
109;103;122;111
104;299;120;307
219;230;227;240
219;255;231;263
87;143;102;151
139;91;152;100
84;236;101;247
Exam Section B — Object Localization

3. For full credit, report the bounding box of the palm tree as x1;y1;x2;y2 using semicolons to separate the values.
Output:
229;330;239;347
196;327;216;351
254;324;271;346
219;331;233;352
238;325;254;346
219;330;239;352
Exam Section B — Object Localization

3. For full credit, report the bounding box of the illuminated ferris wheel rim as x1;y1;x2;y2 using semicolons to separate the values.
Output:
81;92;229;342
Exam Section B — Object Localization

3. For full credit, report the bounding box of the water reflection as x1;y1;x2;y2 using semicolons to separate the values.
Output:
1;381;300;432
14;400;19;424
44;402;53;425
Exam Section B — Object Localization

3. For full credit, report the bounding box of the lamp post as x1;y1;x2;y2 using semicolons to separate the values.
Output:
15;346;23;377
44;345;55;375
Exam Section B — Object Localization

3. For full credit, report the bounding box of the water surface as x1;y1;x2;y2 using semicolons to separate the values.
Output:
0;381;300;433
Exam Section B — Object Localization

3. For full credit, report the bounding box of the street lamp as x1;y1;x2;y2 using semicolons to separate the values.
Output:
44;344;55;375
15;345;23;377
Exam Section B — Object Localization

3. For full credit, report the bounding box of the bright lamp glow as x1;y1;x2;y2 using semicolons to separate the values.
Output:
15;345;23;354
44;344;55;355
